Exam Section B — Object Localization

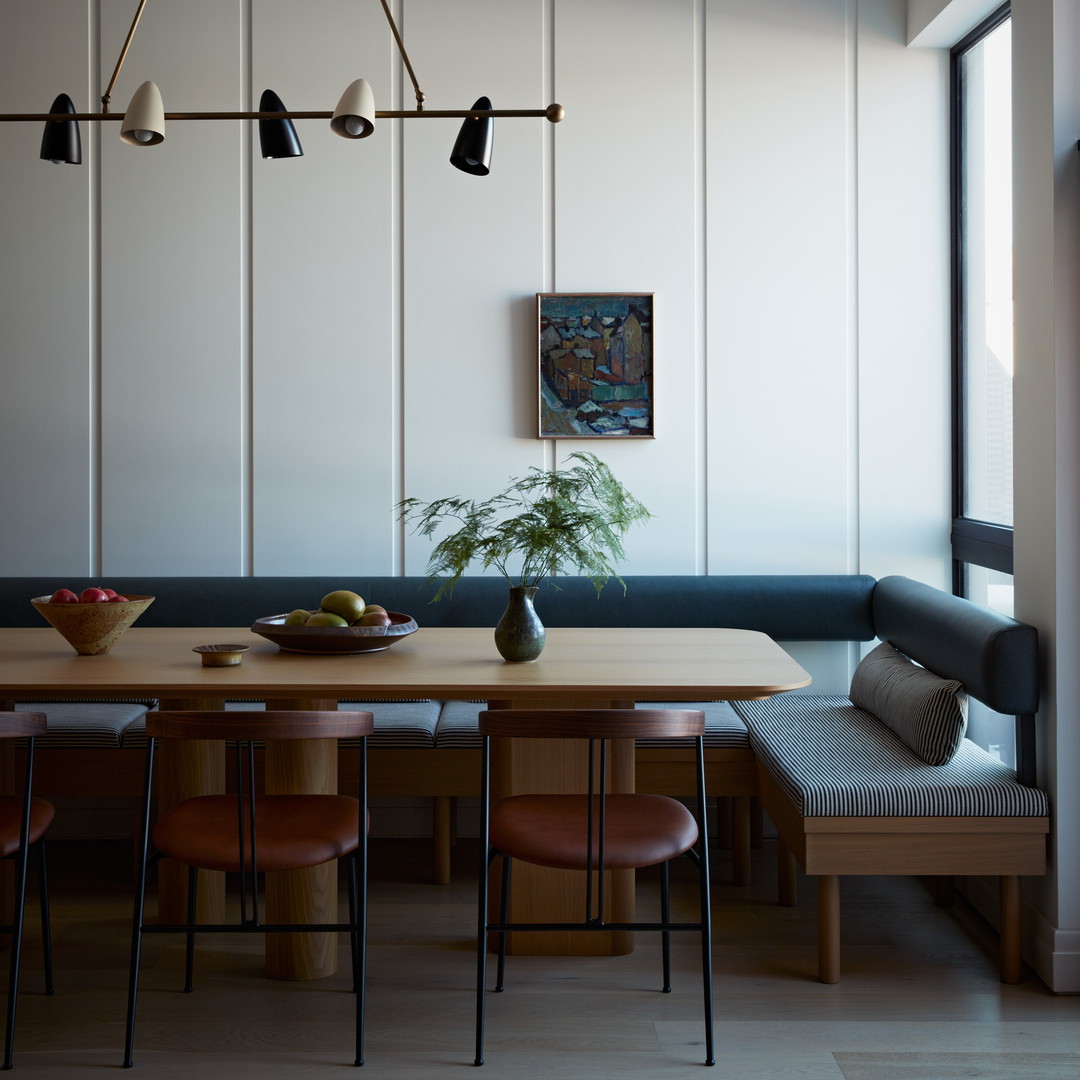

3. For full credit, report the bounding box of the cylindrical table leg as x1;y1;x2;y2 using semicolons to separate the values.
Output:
264;699;339;981
157;698;226;925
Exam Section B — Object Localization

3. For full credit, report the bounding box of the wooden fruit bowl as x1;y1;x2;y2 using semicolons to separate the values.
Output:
250;611;419;654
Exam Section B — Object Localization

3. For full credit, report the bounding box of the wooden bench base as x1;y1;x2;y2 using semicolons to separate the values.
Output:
757;763;1048;984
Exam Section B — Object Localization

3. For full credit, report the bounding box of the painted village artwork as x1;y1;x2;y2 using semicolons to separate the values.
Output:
538;293;654;438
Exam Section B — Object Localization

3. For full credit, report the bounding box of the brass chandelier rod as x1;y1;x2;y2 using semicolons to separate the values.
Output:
378;0;425;111
100;0;150;113
1;106;564;123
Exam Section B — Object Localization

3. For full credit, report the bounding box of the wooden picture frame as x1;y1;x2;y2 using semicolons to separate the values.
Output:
537;293;654;438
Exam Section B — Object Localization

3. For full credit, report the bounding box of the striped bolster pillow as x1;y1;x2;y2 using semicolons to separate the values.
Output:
849;641;969;765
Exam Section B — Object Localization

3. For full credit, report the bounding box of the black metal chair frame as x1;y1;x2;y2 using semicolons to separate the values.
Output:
123;711;371;1068
474;709;715;1067
1;712;54;1071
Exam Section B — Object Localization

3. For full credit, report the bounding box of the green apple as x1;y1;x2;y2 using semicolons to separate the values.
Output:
320;590;366;623
306;611;348;627
284;608;311;626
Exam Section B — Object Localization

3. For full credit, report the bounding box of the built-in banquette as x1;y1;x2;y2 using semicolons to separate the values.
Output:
0;574;1049;984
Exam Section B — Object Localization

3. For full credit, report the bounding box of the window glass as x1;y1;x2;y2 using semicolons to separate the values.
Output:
958;17;1013;527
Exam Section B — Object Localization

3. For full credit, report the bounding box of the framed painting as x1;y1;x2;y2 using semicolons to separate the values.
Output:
537;292;654;438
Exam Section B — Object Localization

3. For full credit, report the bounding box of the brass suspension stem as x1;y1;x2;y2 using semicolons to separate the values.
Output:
378;0;425;111
101;0;150;113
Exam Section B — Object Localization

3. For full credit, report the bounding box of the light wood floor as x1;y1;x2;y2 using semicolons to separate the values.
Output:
6;837;1079;1078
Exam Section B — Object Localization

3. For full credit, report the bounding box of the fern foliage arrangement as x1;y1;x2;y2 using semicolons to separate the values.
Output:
397;452;651;600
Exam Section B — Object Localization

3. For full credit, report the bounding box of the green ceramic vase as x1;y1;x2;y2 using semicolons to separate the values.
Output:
494;585;546;662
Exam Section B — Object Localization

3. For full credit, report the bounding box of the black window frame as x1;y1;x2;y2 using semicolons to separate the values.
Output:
950;2;1013;596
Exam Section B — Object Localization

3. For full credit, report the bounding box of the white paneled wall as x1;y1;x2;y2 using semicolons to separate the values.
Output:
0;0;951;584
707;0;854;574
0;0;93;574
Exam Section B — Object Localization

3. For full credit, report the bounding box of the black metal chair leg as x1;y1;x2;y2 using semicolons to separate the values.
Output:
347;854;359;995
184;866;198;993
3;843;31;1070
355;845;367;1067
123;845;152;1068
495;856;511;993
660;860;672;993
694;748;716;1068
475;845;491;1066
36;839;54;996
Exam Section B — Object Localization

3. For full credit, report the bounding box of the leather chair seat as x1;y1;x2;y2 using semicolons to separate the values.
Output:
0;796;55;858
491;793;698;871
153;794;361;872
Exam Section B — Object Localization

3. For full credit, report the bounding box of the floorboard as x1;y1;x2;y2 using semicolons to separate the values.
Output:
3;837;1077;1078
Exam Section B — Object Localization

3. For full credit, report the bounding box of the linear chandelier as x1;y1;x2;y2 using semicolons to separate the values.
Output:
7;0;564;174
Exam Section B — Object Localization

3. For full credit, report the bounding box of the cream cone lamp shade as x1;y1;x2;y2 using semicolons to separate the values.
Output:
331;78;375;139
119;80;164;146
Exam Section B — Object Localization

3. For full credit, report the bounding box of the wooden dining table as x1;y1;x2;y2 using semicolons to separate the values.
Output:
0;623;810;979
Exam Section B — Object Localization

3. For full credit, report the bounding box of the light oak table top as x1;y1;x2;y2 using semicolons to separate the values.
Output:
0;625;812;702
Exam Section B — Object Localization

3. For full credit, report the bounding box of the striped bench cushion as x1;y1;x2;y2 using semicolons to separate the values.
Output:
435;700;750;749
15;701;152;749
734;694;1049;817
121;700;439;749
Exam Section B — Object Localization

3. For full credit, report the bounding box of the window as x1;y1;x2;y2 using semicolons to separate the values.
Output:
951;5;1013;761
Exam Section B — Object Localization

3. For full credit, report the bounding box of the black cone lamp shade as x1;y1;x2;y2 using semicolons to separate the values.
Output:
258;89;303;159
40;93;82;165
450;96;493;175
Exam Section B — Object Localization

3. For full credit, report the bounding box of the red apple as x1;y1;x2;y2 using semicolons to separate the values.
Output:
101;588;118;599
108;594;129;603
78;587;110;604
48;588;78;604
357;610;392;627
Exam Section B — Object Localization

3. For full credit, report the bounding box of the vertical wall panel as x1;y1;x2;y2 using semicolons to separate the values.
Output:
857;0;951;586
251;0;395;576
706;0;854;574
553;0;701;574
98;0;245;574
400;0;549;575
0;1;93;573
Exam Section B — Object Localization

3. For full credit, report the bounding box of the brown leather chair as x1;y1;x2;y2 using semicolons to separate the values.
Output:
0;710;55;1070
123;709;374;1068
474;709;714;1067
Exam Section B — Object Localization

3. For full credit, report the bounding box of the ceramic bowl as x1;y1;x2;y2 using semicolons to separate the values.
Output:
193;643;250;667
250;611;418;654
30;594;155;655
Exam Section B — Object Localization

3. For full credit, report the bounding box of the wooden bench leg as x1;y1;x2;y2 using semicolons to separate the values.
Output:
732;796;751;886
817;874;840;984
716;797;733;849
433;796;453;885
933;875;954;907
777;837;798;907
999;874;1023;984
750;799;764;849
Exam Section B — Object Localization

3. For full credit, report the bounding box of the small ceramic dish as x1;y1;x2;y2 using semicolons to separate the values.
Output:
193;643;250;667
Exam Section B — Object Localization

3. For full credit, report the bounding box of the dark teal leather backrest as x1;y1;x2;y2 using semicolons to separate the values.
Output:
2;574;877;641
